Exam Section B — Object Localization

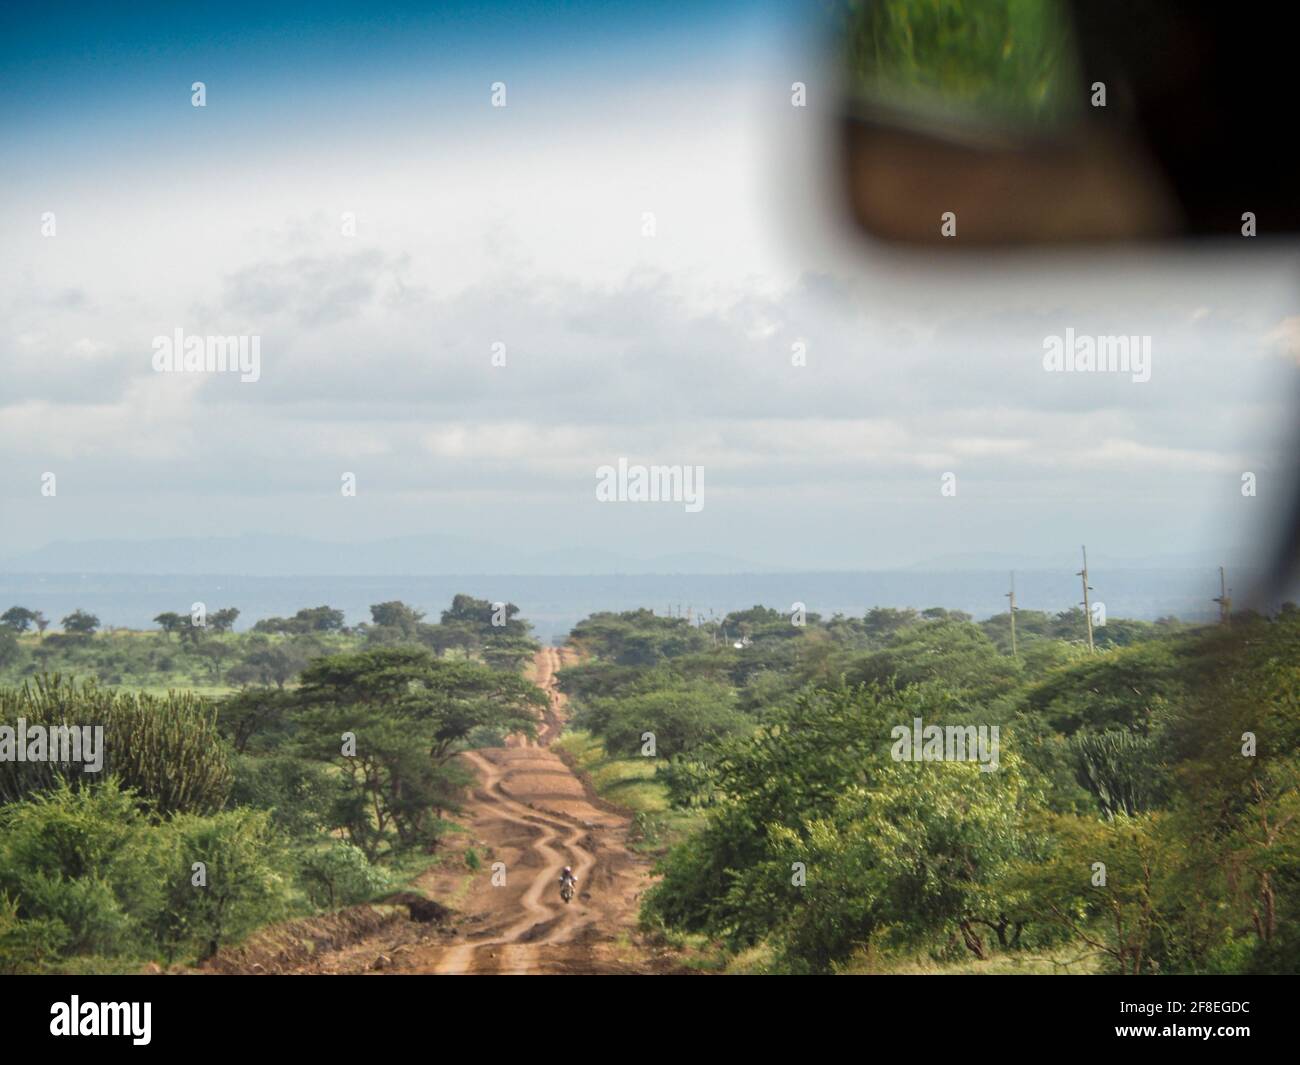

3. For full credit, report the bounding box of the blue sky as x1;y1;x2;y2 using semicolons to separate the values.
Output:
2;2;777;133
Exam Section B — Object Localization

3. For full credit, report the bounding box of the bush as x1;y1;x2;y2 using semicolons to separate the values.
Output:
297;842;390;909
0;780;167;962
0;892;67;973
229;754;338;839
0;631;21;671
577;679;746;759
150;808;290;963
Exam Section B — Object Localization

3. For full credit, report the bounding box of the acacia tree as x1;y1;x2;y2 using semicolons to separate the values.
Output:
209;608;240;634
154;612;186;638
1;607;37;633
368;601;425;638
294;648;545;856
60;610;99;637
216;687;298;753
199;640;234;682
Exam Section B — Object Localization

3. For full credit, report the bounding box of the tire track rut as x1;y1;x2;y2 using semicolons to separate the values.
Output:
419;646;657;974
228;647;667;975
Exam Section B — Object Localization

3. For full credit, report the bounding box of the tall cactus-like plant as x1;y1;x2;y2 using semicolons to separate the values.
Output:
1068;729;1167;820
0;676;231;815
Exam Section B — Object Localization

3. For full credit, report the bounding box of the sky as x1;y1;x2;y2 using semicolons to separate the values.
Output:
3;0;1299;573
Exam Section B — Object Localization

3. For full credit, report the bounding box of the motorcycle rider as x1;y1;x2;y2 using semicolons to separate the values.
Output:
559;865;577;898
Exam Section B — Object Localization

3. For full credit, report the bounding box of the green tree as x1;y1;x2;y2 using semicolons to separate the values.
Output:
228;754;339;838
209;608;240;634
228;638;314;688
60;610;99;637
1012;812;1173;974
294;648;544;855
252;606;343;635
863;606;919;640
578;679;746;758
153;612;186;637
568;609;704;664
772;754;1039;971
1;607;38;633
643;682;1041;971
217;687;298;753
293;605;345;633
845;618;1021;703
368;600;425;637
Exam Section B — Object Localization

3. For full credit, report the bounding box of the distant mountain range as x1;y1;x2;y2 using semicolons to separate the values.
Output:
0;534;1253;578
900;549;1254;572
0;535;772;577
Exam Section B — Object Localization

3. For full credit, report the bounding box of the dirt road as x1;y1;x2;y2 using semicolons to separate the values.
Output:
216;647;671;975
421;646;669;974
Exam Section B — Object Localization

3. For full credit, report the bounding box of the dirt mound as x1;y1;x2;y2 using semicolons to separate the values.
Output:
199;904;413;974
378;892;453;924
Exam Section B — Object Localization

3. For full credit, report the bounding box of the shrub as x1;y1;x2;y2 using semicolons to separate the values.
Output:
150;807;290;963
297;842;390;909
0;780;166;962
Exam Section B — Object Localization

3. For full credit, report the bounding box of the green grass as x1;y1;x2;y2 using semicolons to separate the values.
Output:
552;729;704;853
1;629;363;693
837;941;1107;975
554;730;664;811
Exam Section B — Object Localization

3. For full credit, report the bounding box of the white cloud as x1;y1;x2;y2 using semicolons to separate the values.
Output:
1;66;1297;568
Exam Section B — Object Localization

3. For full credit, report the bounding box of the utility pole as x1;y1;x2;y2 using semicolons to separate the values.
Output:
1078;546;1095;653
1213;566;1232;625
1006;571;1018;658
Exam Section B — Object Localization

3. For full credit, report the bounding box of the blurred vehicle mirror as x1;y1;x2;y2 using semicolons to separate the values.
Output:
836;0;1300;246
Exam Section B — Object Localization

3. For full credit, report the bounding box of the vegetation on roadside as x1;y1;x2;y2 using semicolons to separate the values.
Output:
558;603;1300;975
0;594;542;973
551;730;703;855
5;587;1296;977
0;593;539;693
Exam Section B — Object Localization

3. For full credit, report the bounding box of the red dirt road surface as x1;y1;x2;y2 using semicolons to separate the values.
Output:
213;648;677;975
